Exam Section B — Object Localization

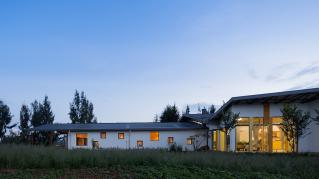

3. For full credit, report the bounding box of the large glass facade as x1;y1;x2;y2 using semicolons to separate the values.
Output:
235;117;289;152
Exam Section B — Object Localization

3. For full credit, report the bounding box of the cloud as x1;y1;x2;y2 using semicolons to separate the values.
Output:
287;79;319;91
247;69;259;80
292;62;319;79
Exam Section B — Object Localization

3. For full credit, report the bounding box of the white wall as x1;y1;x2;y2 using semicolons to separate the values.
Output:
68;129;207;151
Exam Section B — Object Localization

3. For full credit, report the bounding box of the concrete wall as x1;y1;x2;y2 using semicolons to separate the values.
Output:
229;100;319;152
68;129;207;151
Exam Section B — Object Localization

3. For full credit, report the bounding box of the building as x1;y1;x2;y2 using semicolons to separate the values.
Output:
32;122;207;150
32;88;319;152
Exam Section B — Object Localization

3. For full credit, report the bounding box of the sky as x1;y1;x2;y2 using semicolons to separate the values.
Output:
1;0;319;125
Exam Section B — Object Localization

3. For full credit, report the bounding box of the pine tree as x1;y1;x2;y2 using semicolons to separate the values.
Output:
185;105;190;114
19;104;30;143
160;104;180;122
0;101;15;141
69;90;95;123
41;96;54;125
209;104;216;114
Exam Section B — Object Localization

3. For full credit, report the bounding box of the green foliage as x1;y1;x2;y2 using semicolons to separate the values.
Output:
160;104;180;122
209;104;216;114
0;145;319;178
280;104;311;152
168;143;183;152
30;96;55;145
153;114;159;122
19;104;30;143
69;90;96;124
0;101;15;140
220;109;239;134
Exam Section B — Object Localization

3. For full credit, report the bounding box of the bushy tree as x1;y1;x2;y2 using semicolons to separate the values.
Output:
280;104;311;152
19;104;30;143
30;96;55;145
209;104;216;114
220;109;239;151
160;104;180;122
0;101;16;141
69;90;96;124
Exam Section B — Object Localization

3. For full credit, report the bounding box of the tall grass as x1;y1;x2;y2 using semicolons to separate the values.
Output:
0;144;318;178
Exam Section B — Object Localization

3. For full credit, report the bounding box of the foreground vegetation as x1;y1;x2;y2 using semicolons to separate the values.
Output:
0;145;319;178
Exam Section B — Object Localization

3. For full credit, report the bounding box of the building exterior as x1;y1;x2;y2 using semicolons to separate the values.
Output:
208;88;319;153
32;122;207;150
32;88;319;152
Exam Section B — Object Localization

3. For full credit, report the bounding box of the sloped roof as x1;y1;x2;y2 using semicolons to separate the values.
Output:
181;113;214;124
212;87;319;120
31;122;207;132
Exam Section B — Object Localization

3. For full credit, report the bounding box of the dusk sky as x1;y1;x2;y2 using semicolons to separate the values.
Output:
1;0;319;124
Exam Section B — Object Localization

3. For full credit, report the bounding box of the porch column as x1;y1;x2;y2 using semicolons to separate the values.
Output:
263;103;272;152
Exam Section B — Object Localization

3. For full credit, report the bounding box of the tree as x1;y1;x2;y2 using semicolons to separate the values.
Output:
220;109;240;151
30;96;55;145
313;109;319;125
209;104;216;114
185;105;190;114
153;114;159;122
160;104;180;122
280;104;311;152
69;90;96;124
0;101;15;141
19;104;30;143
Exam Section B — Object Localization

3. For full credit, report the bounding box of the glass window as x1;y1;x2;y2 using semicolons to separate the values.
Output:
118;132;125;139
272;117;283;124
272;125;290;152
187;138;193;145
150;131;159;141
220;130;226;151
76;133;88;146
213;130;218;151
100;132;106;139
168;137;174;144
236;126;249;151
137;140;143;148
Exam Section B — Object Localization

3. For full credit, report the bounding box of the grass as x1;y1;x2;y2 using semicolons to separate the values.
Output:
0;144;318;178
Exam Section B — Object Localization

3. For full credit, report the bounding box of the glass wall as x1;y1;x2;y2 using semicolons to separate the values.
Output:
272;117;290;152
236;126;249;151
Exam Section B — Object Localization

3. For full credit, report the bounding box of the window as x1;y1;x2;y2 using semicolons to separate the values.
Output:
118;132;125;139
213;130;218;151
187;138;193;145
168;137;174;144
76;133;88;146
100;132;106;139
150;131;159;141
137;140;143;148
236;126;249;151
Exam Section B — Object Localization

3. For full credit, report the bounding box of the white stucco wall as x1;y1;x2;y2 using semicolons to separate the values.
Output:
68;129;207;151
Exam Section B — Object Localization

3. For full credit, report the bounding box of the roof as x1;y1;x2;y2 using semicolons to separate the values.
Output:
31;122;207;132
181;113;214;124
212;87;319;120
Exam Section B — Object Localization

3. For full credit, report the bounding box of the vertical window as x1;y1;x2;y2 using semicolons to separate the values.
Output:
137;140;143;148
168;137;174;144
187;138;193;145
118;132;125;139
76;133;88;146
236;126;249;151
213;130;218;151
100;132;106;139
150;131;159;141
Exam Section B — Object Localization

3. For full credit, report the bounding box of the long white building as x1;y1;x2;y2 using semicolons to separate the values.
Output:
32;88;319;152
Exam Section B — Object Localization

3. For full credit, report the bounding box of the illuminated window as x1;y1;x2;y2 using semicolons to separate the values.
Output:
237;117;249;124
150;131;159;141
76;133;88;146
168;137;174;144
100;132;106;139
137;140;143;148
118;132;125;139
272;117;283;124
187;138;193;145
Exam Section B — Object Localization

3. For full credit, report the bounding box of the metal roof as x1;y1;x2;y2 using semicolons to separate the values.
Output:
212;88;319;120
31;122;207;132
181;113;214;124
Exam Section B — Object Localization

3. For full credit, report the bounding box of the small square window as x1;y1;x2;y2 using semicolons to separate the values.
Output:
150;131;159;141
100;132;106;139
168;137;174;144
76;133;88;146
118;132;125;139
187;138;193;145
137;140;143;148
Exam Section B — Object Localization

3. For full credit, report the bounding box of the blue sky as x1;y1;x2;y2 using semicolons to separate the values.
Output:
1;0;319;124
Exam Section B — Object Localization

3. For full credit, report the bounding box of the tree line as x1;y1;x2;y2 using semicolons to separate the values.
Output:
0;90;96;144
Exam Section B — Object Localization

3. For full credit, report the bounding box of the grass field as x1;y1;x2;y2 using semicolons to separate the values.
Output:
0;144;318;178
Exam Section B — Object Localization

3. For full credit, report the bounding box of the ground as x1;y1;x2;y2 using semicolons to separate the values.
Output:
0;144;318;178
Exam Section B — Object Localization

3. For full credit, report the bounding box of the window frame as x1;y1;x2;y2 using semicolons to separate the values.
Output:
118;132;125;139
137;140;143;148
76;133;88;146
150;131;159;141
100;132;106;139
187;138;193;145
168;137;174;144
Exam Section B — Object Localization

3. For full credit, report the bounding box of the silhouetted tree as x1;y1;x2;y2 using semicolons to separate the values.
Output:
160;104;180;122
281;104;311;152
154;114;159;122
0;101;15;141
220;109;240;151
19;104;30;143
185;105;190;114
69;90;96;123
209;104;216;114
